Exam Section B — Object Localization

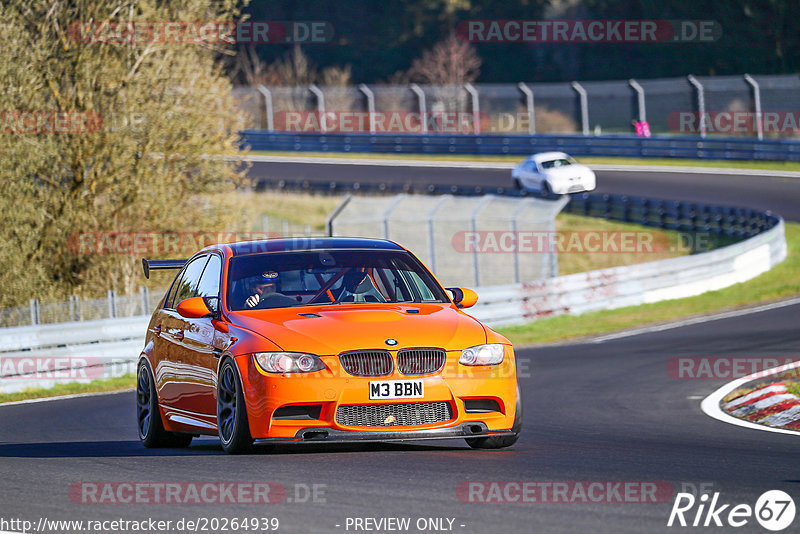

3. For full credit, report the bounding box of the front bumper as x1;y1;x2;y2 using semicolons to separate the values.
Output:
255;422;515;444
236;348;518;440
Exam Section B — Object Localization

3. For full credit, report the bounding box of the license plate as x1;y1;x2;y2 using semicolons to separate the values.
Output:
369;379;424;400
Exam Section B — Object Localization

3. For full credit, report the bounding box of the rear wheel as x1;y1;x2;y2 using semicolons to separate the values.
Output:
217;359;254;454
136;361;193;448
466;383;523;450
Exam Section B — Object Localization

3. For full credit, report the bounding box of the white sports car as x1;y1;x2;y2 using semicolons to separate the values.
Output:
511;152;596;197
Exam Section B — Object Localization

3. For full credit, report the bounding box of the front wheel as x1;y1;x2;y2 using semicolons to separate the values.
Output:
217;359;254;454
136;361;193;448
466;383;523;450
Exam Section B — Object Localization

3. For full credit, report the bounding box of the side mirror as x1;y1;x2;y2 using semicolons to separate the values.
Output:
176;296;213;318
446;287;479;309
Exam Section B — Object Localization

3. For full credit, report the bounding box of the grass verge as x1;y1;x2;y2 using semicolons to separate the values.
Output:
248;150;800;173
497;222;800;346
0;374;135;404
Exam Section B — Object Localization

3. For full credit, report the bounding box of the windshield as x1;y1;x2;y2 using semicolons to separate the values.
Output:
226;249;449;310
540;158;573;169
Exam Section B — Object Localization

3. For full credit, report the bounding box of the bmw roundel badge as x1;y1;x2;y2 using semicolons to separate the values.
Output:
385;338;398;346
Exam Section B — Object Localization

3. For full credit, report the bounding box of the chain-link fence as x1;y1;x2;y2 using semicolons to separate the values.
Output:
328;194;568;288
1;288;168;328
237;73;800;139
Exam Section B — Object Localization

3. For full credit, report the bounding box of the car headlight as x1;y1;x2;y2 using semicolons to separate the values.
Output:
254;352;325;373
459;344;505;366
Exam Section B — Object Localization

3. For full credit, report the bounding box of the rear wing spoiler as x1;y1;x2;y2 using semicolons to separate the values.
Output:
141;258;188;279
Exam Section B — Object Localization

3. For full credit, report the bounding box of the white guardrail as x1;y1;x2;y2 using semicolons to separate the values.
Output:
0;219;787;393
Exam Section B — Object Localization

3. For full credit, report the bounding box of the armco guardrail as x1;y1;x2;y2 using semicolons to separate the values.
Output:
564;193;776;238
0;316;147;394
470;218;786;326
240;131;800;162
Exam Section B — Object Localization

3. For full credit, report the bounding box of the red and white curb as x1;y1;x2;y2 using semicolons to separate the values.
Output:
701;360;800;435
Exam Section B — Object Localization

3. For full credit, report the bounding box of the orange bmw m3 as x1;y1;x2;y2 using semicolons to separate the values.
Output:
137;238;521;454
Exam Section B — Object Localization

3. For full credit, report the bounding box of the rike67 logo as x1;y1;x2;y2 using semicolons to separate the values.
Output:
668;490;795;530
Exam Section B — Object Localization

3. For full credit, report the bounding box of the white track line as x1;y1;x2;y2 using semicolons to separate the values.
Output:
241;154;800;178
701;360;800;436
0;388;133;408
589;297;800;344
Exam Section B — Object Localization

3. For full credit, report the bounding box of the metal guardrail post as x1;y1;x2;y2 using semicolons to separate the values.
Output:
141;286;150;315
687;75;706;138
571;81;590;135
358;84;376;134
108;290;116;319
510;199;532;283
29;299;39;325
744;74;763;140
382;195;407;239
326;194;352;236
517;83;535;134
256;85;274;131
69;295;80;322
309;84;326;133
628;79;646;123
469;195;495;287
426;195;452;275
409;84;428;133
464;83;480;134
547;214;558;278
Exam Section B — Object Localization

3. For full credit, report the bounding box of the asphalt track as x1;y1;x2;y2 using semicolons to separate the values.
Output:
248;160;800;222
1;162;799;533
2;303;800;533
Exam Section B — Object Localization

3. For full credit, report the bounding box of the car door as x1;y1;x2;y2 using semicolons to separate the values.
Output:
531;160;545;190
155;255;209;408
521;159;540;189
176;253;225;417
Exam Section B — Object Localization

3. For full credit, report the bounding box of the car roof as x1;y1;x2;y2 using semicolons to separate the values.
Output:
209;237;406;257
529;151;570;162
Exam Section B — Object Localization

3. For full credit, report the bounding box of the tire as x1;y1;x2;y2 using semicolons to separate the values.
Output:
540;181;552;198
466;383;523;450
513;177;523;190
136;361;193;448
217;359;254;454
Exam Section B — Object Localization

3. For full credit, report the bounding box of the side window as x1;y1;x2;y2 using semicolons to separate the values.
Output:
196;255;222;299
169;256;209;308
164;271;183;310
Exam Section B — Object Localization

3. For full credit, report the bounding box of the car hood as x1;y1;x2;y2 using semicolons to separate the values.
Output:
229;303;488;355
543;165;592;179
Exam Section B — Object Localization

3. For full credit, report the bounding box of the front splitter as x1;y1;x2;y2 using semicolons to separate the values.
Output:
254;422;514;444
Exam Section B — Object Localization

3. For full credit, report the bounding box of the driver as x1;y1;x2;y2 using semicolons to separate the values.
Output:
245;271;281;308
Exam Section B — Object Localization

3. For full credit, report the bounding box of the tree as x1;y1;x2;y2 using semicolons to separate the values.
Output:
407;33;482;85
0;0;248;306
